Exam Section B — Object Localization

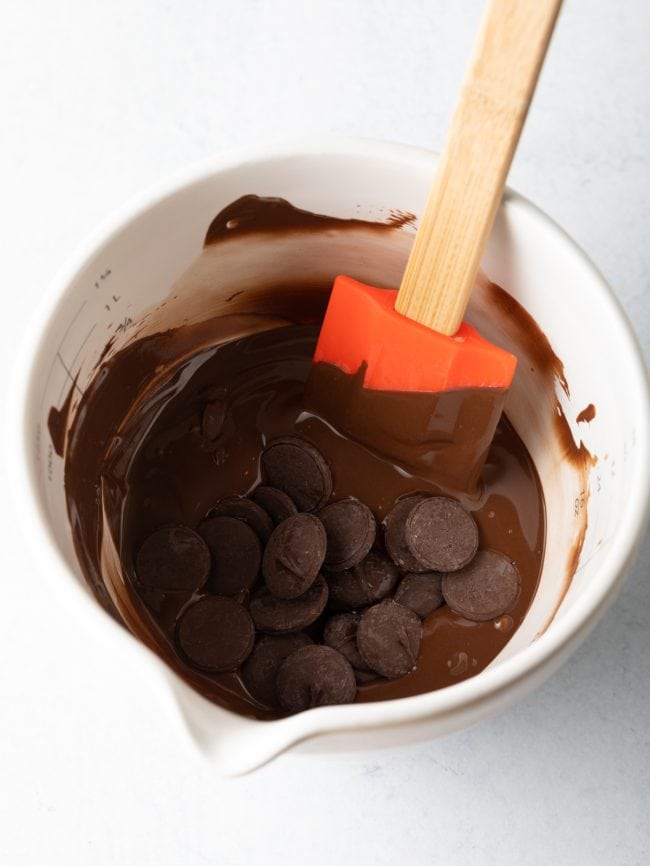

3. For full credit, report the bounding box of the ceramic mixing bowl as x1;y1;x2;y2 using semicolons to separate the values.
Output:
9;139;649;774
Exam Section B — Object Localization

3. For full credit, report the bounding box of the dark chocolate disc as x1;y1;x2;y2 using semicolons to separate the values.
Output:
441;549;521;622
405;496;479;572
201;399;226;440
197;516;261;596
354;668;378;684
241;632;313;707
135;526;210;592
176;595;254;672
327;550;399;609
250;575;329;634
209;495;274;543
383;494;430;572
319;498;376;571
261;436;333;512
357;599;422;679
276;645;357;713
323;612;372;673
251;486;298;526
262;514;327;599
394;572;444;619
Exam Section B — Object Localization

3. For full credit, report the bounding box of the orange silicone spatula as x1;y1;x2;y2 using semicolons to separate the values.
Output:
309;0;562;491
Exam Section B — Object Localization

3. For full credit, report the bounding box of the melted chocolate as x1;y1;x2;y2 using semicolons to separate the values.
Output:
204;194;391;244
576;403;596;424
55;195;554;720
475;274;595;633
48;375;77;457
306;362;506;492
62;320;544;719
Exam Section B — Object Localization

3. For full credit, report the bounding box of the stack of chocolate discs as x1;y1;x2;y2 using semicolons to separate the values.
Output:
134;436;521;716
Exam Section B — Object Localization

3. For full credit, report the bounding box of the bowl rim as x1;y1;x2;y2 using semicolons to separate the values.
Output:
7;135;650;748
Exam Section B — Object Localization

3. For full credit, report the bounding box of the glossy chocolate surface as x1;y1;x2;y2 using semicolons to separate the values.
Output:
55;196;546;719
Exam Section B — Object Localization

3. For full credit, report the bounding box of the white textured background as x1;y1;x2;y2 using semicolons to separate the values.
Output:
1;1;649;864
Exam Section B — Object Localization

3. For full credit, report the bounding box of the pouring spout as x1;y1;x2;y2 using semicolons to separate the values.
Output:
168;677;308;776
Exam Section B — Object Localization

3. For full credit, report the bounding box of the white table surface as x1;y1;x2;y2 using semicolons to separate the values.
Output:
1;1;649;864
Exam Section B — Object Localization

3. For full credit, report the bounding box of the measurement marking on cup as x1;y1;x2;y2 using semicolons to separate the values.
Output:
57;324;97;403
39;299;89;410
55;352;84;397
41;268;114;418
93;268;112;289
58;300;88;353
573;490;586;518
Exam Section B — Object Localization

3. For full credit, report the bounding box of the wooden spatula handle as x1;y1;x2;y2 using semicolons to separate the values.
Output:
395;0;562;335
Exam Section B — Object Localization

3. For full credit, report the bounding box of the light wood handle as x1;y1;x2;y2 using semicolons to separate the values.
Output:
395;0;562;334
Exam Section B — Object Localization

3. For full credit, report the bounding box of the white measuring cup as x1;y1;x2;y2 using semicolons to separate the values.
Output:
8;139;649;774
